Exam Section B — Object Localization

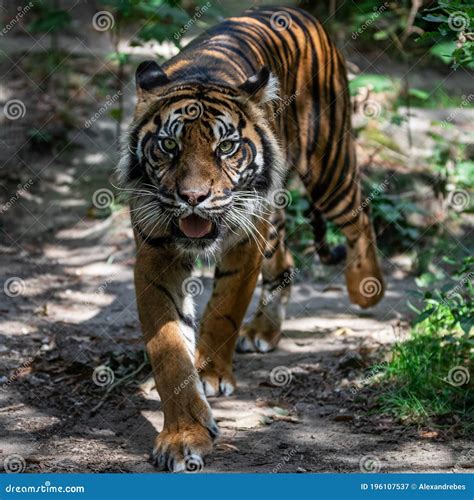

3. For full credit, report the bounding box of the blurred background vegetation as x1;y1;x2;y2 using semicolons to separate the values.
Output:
0;0;472;434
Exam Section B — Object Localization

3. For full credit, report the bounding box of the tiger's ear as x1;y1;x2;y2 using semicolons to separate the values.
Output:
135;60;170;97
238;67;279;105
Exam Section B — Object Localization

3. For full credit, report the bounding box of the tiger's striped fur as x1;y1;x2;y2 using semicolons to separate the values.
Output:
119;6;384;471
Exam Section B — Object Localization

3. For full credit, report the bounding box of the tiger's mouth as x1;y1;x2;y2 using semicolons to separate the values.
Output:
172;213;219;240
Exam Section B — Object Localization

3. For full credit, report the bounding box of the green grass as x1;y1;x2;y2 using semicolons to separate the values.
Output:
380;326;472;422
373;257;474;431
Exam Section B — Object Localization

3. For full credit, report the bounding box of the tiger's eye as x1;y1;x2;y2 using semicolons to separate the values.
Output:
217;140;235;154
161;138;178;153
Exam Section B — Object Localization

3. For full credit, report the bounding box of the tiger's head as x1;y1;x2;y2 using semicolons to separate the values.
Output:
118;61;285;254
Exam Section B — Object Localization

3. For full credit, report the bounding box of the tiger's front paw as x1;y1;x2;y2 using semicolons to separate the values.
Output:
236;323;281;353
152;393;219;472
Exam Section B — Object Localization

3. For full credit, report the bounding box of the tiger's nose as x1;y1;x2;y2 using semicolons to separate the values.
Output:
178;188;211;206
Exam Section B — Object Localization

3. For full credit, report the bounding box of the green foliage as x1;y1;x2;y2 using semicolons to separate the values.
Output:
284;185;345;270
426;131;473;205
375;256;473;428
98;0;214;47
285;188;314;267
92;0;215;137
367;184;422;251
324;0;411;44
28;1;71;34
420;1;474;68
456;160;474;191
349;74;395;96
99;0;189;45
310;0;473;68
398;86;470;109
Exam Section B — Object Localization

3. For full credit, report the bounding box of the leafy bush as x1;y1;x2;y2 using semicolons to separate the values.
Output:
370;189;422;250
421;0;474;68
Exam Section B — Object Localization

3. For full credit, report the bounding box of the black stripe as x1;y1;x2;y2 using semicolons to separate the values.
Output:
262;268;294;291
223;315;238;332
325;182;358;221
135;225;173;248
152;283;195;329
215;267;239;279
253;125;274;194
336;212;361;229
264;244;278;259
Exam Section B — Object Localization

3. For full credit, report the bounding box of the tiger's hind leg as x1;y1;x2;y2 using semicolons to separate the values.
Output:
236;209;294;353
309;208;347;266
306;137;384;308
315;181;384;308
335;206;384;308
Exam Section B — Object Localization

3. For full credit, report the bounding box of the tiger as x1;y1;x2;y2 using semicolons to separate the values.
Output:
118;5;384;471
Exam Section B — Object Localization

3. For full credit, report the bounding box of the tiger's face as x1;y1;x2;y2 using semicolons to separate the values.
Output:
120;61;284;254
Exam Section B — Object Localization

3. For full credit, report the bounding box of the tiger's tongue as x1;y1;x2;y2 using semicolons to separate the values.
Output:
178;214;213;238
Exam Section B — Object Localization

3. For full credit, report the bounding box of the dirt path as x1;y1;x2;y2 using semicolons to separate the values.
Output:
0;147;471;474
